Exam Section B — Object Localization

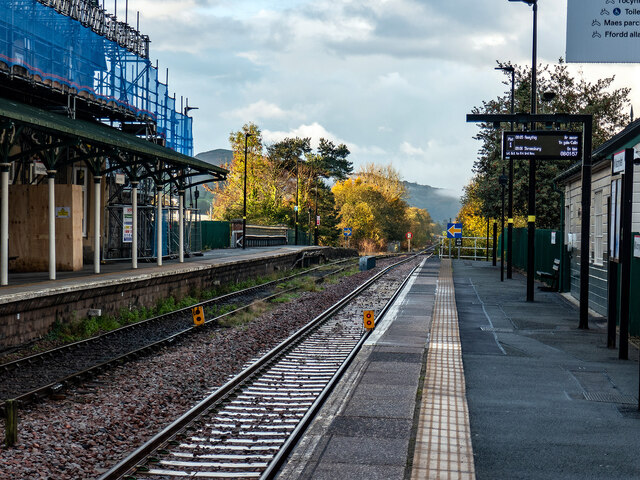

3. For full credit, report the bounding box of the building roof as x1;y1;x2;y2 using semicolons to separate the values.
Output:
0;96;227;182
555;119;640;184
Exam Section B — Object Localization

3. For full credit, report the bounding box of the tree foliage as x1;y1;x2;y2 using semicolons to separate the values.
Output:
212;125;352;245
464;61;631;229
332;163;433;251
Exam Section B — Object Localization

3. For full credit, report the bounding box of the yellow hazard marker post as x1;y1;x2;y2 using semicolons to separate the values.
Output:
363;310;375;330
192;306;205;326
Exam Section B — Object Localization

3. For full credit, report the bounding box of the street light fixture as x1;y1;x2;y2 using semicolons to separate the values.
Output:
495;65;515;280
242;132;253;250
509;0;538;302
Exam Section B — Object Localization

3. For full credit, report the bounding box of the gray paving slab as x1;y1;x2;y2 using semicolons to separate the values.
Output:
302;464;406;480
327;416;413;438
454;259;640;480
318;435;410;465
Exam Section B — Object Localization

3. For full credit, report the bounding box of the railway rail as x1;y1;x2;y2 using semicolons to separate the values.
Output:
0;257;360;411
99;249;432;480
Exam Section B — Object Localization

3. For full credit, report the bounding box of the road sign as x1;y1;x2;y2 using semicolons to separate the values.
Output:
455;238;462;247
344;227;352;237
503;131;582;161
407;232;412;239
447;223;462;239
363;310;375;330
192;306;205;326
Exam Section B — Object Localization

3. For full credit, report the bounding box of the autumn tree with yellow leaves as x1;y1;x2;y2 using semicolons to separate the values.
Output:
332;163;434;251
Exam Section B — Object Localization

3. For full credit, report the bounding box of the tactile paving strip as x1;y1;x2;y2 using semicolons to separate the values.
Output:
411;259;476;480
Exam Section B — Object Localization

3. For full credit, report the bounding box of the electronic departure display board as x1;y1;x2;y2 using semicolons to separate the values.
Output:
503;131;582;160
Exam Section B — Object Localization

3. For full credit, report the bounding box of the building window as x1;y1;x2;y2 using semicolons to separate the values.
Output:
594;190;603;265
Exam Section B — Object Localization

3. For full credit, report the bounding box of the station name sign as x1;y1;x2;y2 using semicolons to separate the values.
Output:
503;131;582;161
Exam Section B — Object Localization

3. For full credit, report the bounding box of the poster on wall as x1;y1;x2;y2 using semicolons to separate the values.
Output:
610;178;621;261
123;206;133;243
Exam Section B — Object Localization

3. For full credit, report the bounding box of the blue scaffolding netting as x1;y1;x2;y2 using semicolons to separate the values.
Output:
0;0;193;155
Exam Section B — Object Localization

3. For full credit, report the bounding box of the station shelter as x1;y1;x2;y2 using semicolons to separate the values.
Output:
0;0;228;286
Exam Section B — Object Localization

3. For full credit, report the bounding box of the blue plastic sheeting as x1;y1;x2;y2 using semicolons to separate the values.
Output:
0;0;193;155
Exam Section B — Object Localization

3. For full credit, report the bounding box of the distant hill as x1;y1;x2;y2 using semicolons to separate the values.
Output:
195;148;233;167
403;181;461;223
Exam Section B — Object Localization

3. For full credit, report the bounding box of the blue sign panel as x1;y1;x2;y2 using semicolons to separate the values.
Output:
344;227;352;237
447;223;462;239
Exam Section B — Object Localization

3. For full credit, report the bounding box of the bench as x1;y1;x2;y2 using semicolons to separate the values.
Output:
536;258;560;291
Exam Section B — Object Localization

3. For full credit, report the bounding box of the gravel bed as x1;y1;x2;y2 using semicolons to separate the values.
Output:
0;255;423;480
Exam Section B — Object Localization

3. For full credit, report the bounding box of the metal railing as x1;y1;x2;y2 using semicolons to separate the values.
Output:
438;236;495;260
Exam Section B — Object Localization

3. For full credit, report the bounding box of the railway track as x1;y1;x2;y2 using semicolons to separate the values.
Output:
99;250;432;480
0;257;359;410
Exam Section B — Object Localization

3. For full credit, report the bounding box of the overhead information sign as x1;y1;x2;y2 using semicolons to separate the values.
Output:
567;0;640;63
503;131;582;161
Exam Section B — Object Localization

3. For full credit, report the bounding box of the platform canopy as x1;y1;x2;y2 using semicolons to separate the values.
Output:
0;96;227;185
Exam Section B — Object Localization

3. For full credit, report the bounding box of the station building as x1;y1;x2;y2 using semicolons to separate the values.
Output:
0;0;227;285
557;120;640;330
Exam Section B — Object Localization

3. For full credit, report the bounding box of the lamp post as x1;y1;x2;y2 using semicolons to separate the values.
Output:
499;169;508;282
242;132;253;250
509;0;537;301
294;156;300;245
495;65;515;280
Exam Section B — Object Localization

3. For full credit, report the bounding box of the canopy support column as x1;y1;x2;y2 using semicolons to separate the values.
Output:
93;176;102;274
0;163;9;286
131;181;138;269
157;184;163;266
47;170;56;280
178;189;184;263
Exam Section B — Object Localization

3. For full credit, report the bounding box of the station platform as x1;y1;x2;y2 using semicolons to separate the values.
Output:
277;258;640;479
0;245;317;303
0;245;353;348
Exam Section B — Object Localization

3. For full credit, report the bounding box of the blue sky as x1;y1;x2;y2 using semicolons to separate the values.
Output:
113;0;640;198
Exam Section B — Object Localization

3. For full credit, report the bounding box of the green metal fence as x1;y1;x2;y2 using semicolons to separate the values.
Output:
201;221;230;249
287;228;312;246
500;228;563;288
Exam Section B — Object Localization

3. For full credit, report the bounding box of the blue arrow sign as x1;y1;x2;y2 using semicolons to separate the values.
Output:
344;227;352;237
447;223;462;239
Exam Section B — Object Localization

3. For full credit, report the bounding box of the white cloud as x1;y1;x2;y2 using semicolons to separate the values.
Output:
262;123;341;149
400;142;426;157
225;101;305;122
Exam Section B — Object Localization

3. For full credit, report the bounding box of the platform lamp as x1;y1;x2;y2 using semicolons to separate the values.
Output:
499;169;508;282
495;65;515;280
509;0;538;302
242;132;253;250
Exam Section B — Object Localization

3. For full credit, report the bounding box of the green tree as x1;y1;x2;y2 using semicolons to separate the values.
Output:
406;207;435;247
333;163;412;251
465;60;631;229
213;124;291;225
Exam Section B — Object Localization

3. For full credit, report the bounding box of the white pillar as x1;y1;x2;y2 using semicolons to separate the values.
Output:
47;170;56;280
0;164;9;286
93;176;101;274
157;185;163;266
131;181;138;269
178;189;184;263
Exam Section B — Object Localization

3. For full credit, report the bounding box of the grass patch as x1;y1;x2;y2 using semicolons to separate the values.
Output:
39;262;356;346
217;301;269;328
